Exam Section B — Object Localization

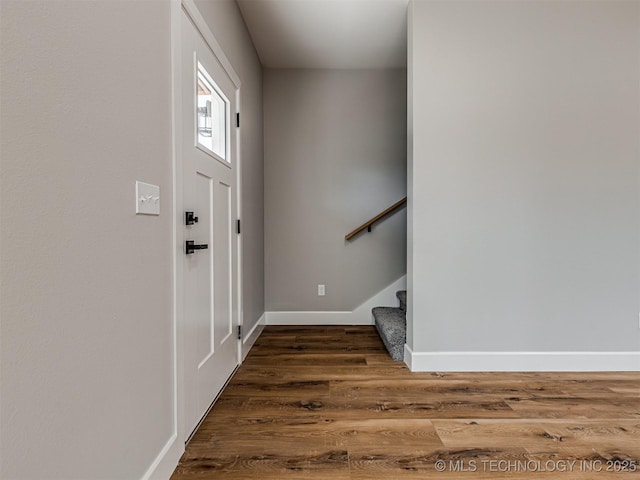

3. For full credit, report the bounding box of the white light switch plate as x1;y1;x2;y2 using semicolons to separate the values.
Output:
135;181;160;215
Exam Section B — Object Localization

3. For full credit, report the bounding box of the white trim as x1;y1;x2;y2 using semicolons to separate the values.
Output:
242;314;265;360
144;1;184;478
243;313;265;345
351;275;406;324
266;275;407;326
266;311;357;325
235;87;243;366
141;432;178;480
181;0;241;88
404;346;640;372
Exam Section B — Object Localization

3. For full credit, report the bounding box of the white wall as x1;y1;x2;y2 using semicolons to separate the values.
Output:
264;69;407;313
408;0;639;368
1;1;175;478
194;0;265;343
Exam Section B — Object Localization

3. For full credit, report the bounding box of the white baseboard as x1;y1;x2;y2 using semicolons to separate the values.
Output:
265;311;356;325
404;345;640;372
242;313;265;360
142;432;182;480
265;275;406;326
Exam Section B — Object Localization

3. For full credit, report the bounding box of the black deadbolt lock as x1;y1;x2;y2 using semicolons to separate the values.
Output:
185;211;198;225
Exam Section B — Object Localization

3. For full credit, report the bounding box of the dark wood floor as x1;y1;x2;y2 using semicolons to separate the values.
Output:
171;326;640;479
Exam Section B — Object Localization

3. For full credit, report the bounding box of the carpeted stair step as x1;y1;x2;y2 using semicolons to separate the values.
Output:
372;306;406;361
397;290;406;312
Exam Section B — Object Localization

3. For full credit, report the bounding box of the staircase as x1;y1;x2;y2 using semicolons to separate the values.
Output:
372;290;406;361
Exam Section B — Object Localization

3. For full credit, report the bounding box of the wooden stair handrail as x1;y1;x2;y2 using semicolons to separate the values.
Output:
345;196;407;241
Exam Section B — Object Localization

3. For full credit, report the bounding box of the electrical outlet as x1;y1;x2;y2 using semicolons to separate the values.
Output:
318;284;325;296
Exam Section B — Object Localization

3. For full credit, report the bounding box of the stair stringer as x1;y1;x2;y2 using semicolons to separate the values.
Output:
351;275;406;324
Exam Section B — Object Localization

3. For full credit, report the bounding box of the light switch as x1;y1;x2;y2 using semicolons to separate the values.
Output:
136;181;160;215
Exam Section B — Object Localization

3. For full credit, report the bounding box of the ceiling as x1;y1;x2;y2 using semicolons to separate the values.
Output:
236;0;409;69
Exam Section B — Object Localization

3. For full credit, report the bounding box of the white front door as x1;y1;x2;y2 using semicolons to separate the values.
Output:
181;9;239;439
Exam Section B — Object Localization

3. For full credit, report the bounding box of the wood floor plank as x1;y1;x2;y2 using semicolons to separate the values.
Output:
608;386;640;396
433;418;640;458
171;326;640;480
433;420;563;449
504;396;640;419
328;378;609;400
233;364;415;382
243;352;368;366
185;418;444;456
204;395;520;420
223;379;331;398
172;451;350;479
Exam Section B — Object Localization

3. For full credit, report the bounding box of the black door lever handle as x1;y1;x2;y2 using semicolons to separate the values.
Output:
185;240;209;255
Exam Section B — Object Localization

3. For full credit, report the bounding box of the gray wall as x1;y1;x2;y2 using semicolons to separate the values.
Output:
0;0;264;478
195;0;265;337
408;0;640;353
264;69;407;312
0;1;174;478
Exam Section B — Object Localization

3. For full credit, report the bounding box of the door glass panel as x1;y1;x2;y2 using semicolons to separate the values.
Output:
196;61;228;161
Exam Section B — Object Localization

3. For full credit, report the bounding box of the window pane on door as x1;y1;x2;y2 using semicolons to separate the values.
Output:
196;62;227;161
